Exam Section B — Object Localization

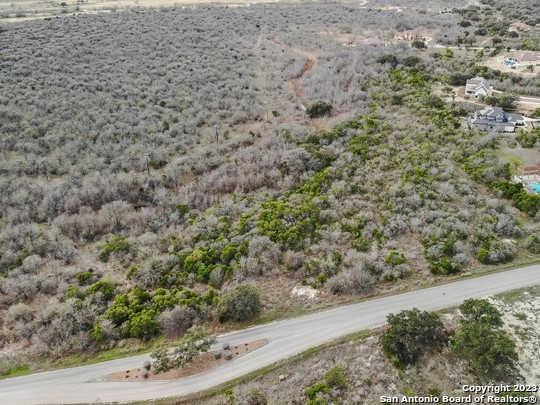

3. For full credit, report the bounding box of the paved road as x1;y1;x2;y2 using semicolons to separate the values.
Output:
2;264;540;405
491;90;540;106
519;96;540;106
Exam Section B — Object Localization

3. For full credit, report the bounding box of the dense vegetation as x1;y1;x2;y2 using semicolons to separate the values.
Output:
0;1;539;372
383;300;520;381
452;299;519;381
381;308;446;367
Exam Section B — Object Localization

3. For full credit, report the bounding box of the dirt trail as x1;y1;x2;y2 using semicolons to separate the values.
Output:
291;58;316;107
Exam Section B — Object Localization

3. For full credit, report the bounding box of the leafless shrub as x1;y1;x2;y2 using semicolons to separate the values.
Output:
209;267;225;287
33;299;96;356
157;306;200;338
1;275;39;301
248;236;281;272
13;320;36;341
283;250;304;271
232;384;268;405
20;255;43;273
131;263;162;289
7;302;33;322
327;263;376;295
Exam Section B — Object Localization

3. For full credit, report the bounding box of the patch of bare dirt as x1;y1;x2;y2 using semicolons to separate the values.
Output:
483;56;538;78
104;339;268;382
291;58;316;107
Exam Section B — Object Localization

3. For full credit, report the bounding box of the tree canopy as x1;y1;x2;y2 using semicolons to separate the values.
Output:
306;101;333;118
381;308;446;366
452;299;518;381
217;285;261;323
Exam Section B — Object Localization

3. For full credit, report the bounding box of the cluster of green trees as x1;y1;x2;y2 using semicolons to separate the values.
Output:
516;128;540;148
382;300;519;381
460;146;540;219
452;299;519;380
101;287;212;341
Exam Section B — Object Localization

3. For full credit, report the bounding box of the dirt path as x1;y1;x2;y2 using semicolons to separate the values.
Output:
291;58;316;107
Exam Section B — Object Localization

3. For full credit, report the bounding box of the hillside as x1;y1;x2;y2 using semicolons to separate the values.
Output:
1;0;540;378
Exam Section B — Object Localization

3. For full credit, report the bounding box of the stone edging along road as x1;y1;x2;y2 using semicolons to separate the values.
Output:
2;263;540;405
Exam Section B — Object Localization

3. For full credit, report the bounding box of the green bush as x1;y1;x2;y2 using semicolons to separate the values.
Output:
385;251;406;267
451;304;518;381
217;285;261;323
64;286;83;300
476;238;515;264
99;235;134;263
325;366;346;389
86;280;115;300
482;94;518;110
516;129;540;148
90;323;106;343
429;257;461;275
411;40;427;49
381;308;446;366
76;269;96;285
447;73;468;86
352;236;370;252
306;101;333;118
459;299;503;327
524;234;540;254
257;196;327;251
129;309;159;340
305;381;329;401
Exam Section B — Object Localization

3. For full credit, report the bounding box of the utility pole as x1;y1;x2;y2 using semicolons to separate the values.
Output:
214;124;219;143
41;161;49;181
144;153;150;176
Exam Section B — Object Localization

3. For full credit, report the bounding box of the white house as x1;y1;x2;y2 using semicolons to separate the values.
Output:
465;77;493;98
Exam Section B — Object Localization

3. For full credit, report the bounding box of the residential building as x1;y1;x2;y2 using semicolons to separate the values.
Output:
504;51;540;66
515;166;540;194
468;106;525;132
465;77;493;98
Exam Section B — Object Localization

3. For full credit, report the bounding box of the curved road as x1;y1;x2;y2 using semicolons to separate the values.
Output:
2;264;540;404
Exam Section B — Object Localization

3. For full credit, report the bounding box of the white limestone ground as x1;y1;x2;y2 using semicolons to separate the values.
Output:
490;287;540;385
290;285;319;300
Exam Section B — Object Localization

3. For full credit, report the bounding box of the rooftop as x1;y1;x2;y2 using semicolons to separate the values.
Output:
518;165;540;174
505;51;540;62
466;76;487;85
478;106;505;117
